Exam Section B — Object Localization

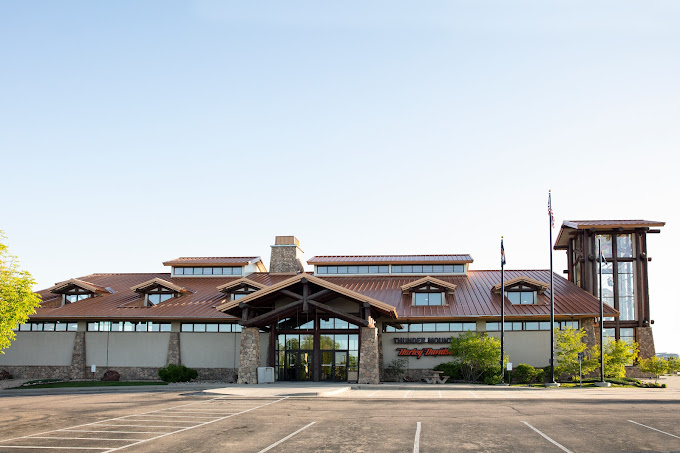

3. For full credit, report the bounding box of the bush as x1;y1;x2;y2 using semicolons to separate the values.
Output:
433;362;463;380
639;356;668;383
448;332;506;382
591;340;639;378
555;327;597;380
513;364;540;384
383;359;408;382
666;357;680;374
158;364;198;383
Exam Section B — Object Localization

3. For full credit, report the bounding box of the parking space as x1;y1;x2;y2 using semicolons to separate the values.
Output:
1;392;679;452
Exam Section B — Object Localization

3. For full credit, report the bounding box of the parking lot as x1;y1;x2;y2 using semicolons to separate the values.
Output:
0;390;679;452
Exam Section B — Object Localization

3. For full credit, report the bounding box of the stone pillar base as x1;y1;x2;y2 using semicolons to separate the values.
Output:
69;332;87;380
358;327;379;384
636;326;655;359
237;327;261;384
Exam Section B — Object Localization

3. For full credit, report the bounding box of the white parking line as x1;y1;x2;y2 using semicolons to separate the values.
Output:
467;391;480;398
366;390;380;398
93;424;196;428
438;390;442;399
403;390;412;398
257;422;316;453
122;414;218;419
522;421;573;453
60;430;160;434
413;421;421;453
29;437;137;441
628;420;680;439
0;447;109;450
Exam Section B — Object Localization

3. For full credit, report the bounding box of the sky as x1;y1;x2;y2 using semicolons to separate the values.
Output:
1;1;678;352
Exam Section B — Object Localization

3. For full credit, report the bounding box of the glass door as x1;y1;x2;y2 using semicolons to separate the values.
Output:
334;351;348;381
284;350;313;381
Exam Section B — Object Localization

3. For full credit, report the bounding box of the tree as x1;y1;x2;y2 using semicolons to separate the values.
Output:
554;327;598;380
0;231;42;353
666;357;680;374
448;331;507;383
639;356;668;383
590;339;639;378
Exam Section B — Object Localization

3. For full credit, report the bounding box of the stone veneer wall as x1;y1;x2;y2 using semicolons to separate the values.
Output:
636;326;655;359
358;327;380;384
69;332;87;380
582;318;598;349
167;332;181;365
2;365;238;381
237;327;260;384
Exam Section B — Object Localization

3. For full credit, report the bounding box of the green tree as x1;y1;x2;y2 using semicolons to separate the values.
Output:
590;339;639;378
0;231;42;353
639;356;668;383
554;327;598;380
448;331;507;382
666;357;680;374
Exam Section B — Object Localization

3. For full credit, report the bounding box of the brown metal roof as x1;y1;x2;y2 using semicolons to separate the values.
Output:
48;278;112;295
554;220;665;249
30;270;614;322
307;255;474;265
317;271;617;320
162;257;262;266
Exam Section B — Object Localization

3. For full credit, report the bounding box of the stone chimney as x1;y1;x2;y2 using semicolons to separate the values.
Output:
269;236;304;274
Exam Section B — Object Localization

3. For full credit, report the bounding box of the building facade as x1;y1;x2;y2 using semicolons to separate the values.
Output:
0;221;663;383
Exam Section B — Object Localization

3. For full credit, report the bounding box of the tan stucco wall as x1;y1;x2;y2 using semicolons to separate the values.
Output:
0;333;75;366
86;333;170;368
382;330;552;370
181;333;239;368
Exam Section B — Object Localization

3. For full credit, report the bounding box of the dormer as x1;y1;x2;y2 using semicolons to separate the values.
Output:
48;278;112;306
130;278;192;306
491;276;549;305
162;257;266;277
217;278;265;301
401;276;457;306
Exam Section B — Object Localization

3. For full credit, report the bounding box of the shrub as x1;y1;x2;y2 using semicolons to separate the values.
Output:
383;358;408;382
433;362;463;380
591;340;639;378
513;364;540;384
639;356;668;383
554;327;598;380
666;357;680;374
158;364;198;383
448;332;506;383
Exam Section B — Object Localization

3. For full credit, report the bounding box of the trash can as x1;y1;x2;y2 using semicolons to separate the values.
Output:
257;367;275;383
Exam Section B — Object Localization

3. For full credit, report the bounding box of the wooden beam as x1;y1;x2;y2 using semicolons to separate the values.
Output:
280;289;303;300
308;289;332;300
306;300;368;327
302;282;309;313
242;300;304;327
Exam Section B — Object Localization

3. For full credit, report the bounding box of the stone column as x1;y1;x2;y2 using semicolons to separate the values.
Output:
358;327;380;384
166;332;181;365
69;331;87;380
237;327;261;384
636;326;655;359
582;318;598;349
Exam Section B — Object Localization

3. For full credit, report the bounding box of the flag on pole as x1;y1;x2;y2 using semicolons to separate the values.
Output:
501;238;506;267
600;246;608;264
548;191;555;229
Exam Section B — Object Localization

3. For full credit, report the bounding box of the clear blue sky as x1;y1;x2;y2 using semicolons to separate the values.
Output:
1;1;678;352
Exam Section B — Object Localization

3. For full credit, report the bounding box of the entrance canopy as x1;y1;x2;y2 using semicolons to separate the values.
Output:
216;274;397;329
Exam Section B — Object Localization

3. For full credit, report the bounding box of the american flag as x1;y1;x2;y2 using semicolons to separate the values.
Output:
548;191;555;229
501;238;506;267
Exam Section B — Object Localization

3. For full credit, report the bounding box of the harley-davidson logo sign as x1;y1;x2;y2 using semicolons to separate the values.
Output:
396;347;451;359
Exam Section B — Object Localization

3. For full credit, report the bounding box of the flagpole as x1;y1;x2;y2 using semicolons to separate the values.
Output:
599;239;605;382
549;191;556;384
500;236;505;382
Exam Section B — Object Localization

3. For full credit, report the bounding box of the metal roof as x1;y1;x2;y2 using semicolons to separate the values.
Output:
162;257;262;266
554;220;665;249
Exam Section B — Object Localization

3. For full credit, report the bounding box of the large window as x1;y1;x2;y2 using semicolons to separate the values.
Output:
174;267;243;276
181;323;242;332
595;233;636;322
506;291;535;305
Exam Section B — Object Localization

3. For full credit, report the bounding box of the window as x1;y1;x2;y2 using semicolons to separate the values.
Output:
18;322;77;332
316;265;389;275
485;321;578;331
413;292;444;306
65;293;92;303
145;287;176;306
392;264;465;274
228;285;260;301
180;323;241;332
87;321;171;332
173;267;243;276
506;291;536;305
595;233;637;322
383;322;476;332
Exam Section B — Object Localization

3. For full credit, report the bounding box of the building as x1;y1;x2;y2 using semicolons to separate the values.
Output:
0;220;664;383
